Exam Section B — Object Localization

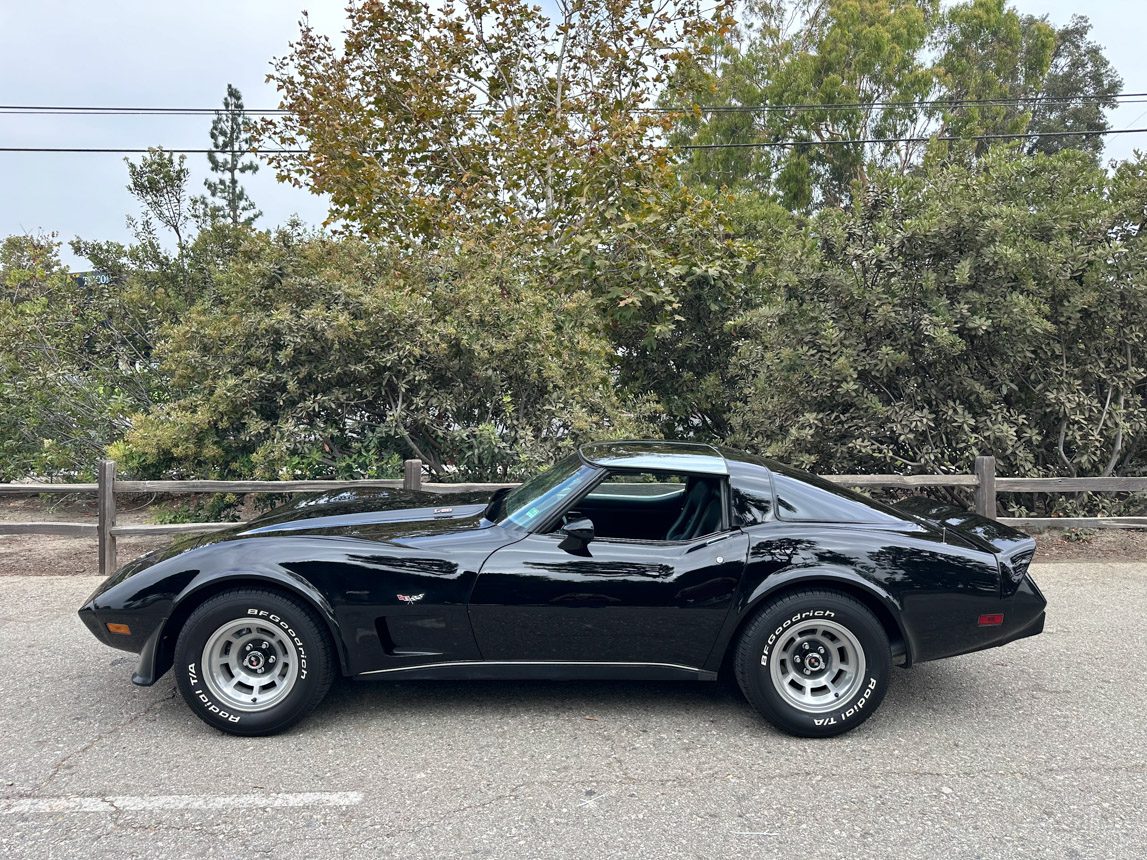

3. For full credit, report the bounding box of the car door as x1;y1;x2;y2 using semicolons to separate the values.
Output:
467;474;749;669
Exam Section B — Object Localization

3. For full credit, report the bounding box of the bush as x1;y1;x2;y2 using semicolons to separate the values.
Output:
112;226;652;480
729;149;1147;513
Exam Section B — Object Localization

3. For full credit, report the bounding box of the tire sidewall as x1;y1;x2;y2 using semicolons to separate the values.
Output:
740;593;891;737
174;591;328;735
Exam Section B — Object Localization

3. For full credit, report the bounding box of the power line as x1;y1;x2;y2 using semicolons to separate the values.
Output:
1;125;1144;156
678;126;1146;149
0;90;1141;117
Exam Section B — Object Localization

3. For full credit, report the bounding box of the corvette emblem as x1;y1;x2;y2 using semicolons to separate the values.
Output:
397;593;425;604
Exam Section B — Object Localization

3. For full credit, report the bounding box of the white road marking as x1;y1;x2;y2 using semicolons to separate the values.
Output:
2;791;363;815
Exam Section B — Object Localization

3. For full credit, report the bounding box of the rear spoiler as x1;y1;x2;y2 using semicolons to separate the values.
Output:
893;496;1035;559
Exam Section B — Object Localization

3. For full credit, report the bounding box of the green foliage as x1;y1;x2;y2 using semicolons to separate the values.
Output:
2;0;1142;520
0;235;157;479
667;2;1120;207
111;226;652;480
197;84;261;227
152;493;242;524
1023;15;1122;158
125;148;192;251
729;148;1147;511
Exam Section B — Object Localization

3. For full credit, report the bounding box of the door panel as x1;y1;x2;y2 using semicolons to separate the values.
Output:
468;531;748;667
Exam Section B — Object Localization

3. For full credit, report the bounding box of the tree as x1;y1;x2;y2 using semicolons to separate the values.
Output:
125;147;192;252
666;0;940;207
1023;15;1122;158
0;235;157;479
200;84;261;226
112;226;653;480
729;148;1147;509
666;2;1122;206
262;0;729;244
928;3;1120;161
261;0;760;436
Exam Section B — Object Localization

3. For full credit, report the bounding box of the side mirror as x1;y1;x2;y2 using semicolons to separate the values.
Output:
559;516;594;553
560;516;595;543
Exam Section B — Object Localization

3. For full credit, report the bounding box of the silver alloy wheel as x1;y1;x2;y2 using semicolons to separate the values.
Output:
768;619;866;714
201;618;300;712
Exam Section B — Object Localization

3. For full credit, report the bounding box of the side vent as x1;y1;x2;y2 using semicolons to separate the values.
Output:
374;617;397;656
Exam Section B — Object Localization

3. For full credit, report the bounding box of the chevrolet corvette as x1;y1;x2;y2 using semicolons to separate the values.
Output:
79;441;1046;737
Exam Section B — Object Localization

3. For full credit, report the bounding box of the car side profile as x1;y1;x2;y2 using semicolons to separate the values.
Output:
79;441;1046;737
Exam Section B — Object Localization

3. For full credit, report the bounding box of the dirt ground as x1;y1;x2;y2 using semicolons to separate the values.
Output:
1;495;1144;578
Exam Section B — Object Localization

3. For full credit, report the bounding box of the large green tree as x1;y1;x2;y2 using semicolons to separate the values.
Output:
667;1;1121;207
729;148;1147;504
112;226;652;480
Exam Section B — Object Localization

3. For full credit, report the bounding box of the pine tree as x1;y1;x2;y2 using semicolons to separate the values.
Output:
202;84;261;227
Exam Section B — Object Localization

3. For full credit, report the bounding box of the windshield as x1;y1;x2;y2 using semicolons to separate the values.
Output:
493;454;599;529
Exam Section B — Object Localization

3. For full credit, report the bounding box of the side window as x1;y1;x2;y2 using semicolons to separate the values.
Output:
729;472;773;526
571;470;725;541
587;471;687;502
772;470;900;524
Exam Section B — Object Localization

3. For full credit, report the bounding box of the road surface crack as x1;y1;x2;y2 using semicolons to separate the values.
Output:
30;687;177;796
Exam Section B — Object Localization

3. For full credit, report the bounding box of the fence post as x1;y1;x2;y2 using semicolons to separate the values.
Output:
98;459;117;577
974;455;996;517
403;458;423;492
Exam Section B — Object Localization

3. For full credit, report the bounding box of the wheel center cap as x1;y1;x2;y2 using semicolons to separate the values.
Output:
244;652;266;671
805;653;824;671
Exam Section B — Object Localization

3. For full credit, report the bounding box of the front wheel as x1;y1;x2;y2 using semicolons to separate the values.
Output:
174;588;336;736
735;589;891;737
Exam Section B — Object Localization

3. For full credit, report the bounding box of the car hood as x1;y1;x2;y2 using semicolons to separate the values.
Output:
87;487;501;605
119;487;494;571
242;487;493;532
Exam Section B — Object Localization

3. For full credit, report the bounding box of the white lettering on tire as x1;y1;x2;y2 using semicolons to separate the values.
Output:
186;660;240;723
760;609;835;666
247;607;309;679
812;677;878;726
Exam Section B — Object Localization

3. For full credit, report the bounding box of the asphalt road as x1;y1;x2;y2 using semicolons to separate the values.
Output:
1;563;1143;860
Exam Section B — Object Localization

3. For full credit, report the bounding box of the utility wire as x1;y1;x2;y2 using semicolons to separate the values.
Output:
678;126;1147;149
1;125;1144;155
0;90;1141;117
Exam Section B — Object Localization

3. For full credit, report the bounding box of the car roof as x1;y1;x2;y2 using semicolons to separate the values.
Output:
577;440;728;475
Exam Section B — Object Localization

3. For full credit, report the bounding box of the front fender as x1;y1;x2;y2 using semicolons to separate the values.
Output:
133;566;349;686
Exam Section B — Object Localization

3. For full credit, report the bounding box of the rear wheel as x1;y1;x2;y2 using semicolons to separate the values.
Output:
735;589;891;737
173;588;336;736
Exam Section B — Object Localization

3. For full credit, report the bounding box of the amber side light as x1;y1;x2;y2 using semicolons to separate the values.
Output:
106;622;132;635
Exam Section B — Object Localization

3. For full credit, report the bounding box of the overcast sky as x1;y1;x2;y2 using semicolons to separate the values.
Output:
1;1;1143;270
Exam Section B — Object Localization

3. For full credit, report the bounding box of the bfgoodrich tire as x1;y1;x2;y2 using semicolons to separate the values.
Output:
735;589;891;738
174;588;336;736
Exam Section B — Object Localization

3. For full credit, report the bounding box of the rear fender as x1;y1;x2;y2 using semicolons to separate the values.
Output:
709;566;912;671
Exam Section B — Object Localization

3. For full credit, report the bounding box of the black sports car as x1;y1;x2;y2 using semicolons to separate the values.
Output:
79;441;1046;737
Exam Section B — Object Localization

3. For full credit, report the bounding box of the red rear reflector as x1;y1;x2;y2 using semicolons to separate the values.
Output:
106;622;132;635
978;614;1004;627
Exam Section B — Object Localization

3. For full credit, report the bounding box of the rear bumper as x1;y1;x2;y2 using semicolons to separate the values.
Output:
970;572;1047;654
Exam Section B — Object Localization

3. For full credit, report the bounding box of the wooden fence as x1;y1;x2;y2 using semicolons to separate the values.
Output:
2;455;1145;577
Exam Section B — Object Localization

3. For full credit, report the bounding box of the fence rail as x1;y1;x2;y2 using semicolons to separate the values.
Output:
1;455;1145;577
